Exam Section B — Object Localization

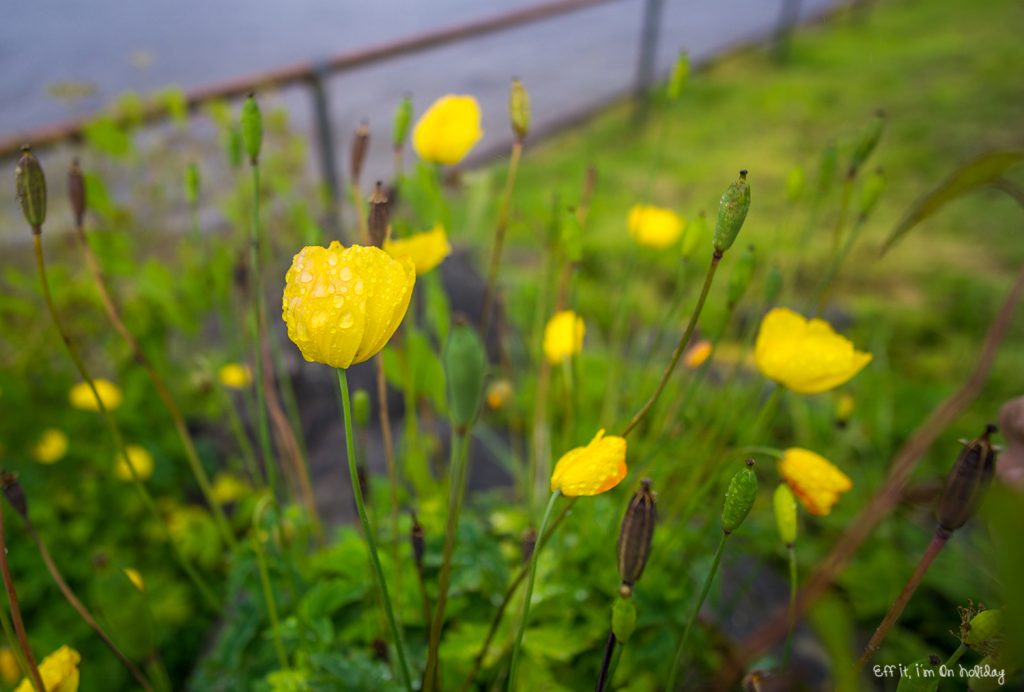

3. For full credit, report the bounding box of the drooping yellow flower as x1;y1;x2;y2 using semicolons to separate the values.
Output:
778;447;852;516
33;429;69;464
754;307;872;394
384;224;452;275
211;473;249;504
412;95;483;165
684;339;713;370
543;310;585;364
486;379;513;411
0;647;19;684
69;379;122;412
15;645;80;692
550;429;628;497
124;568;145;592
115;445;154;482
282;242;415;370
627;205;684;249
218;363;252;390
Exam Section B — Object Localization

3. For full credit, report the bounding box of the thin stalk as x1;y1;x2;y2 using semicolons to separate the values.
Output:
606;642;623;689
423;430;472;692
812;211;868;315
337;369;413;692
595;631;616;692
252;534;288;670
480;139;523;334
33;235;221;612
0;507;43;692
944;643;968;668
375;356;402;598
248;161;280;500
666;531;729;690
23;520;153;689
857;528;950;670
782;544;797;668
621;251;722;438
831;174;854;255
508;490;561;691
74;224;235;548
267;328;317;508
600;246;640;425
0;605;31;684
221;386;264;485
646;259;690;360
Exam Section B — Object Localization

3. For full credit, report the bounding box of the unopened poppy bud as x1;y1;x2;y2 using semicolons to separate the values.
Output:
445;320;487;431
858;168;885;220
352;389;371;428
763;263;783;305
848;110;885;177
350;121;370;185
772;484;797;546
522;527;537;563
965;609;1003;651
509;78;531;141
712;170;750;255
367;182;389;248
16;147;47;232
410;513;425;570
721;459;757;534
184;162;200;207
666;50;689;101
817;141;838;197
225;126;243;169
612;597;637;644
936;424;997;533
68;158;86;227
617;479;656;589
0;472;28;520
240;94;262;165
727;244;757;308
393;94;413;152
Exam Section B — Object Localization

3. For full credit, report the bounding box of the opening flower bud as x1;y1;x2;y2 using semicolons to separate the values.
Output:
444;320;487;431
617;479;656;589
712;170;750;255
721;459;758;534
937;424;997;533
509;78;531;141
240;94;263;165
16;147;47;232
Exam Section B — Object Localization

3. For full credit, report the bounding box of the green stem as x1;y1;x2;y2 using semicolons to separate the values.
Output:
944;642;968;668
221;385;264;485
782;544;797;668
508;490;561;691
0;604;31;685
423;430;472;692
337;369;413;692
812;212;867;316
600;246;640;425
252;532;288;670
0;506;43;692
666;531;729;690
480;139;523;334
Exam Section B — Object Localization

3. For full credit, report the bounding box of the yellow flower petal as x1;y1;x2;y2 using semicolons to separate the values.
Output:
778;447;852;516
217;363;252;390
628;205;684;249
282;242;415;369
124;568;145;592
211;473;249;504
412;95;483;165
68;379;122;412
542;310;585;365
754;307;872;394
33;429;69;465
550;429;628;497
486;379;513;411
384;224;452;275
15;645;80;692
115;445;154;482
684;339;713;370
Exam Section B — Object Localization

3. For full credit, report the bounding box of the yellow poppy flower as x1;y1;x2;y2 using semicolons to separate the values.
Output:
115;445;154;482
15;645;80;692
33;429;69;464
0;647;19;684
486;379;513;411
211;473;249;504
123;568;145;592
550;429;628;497
754;307;872;394
543;310;585;364
68;379;122;412
778;447;852;516
217;363;252;390
684;339;713;370
627;205;684;249
282;242;415;370
412;95;483;165
384;224;452;275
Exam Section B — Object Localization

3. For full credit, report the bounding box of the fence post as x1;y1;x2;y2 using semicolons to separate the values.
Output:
633;0;665;118
308;63;345;239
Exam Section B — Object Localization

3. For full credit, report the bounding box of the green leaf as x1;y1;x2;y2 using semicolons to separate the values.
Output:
881;150;1024;255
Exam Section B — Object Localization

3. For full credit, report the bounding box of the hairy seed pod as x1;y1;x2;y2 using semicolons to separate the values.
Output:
184;162;200;207
393;94;413;152
858;167;885;220
350;120;370;185
240;94;262;165
612;597;637;644
666;50;689;101
712;170;751;255
509;78;531;141
410;513;425;570
16;147;47;232
352;388;371;428
772;483;797;546
445;320;487;431
68;158;86;227
0;472;28;520
367;182;389;248
937;424;997;533
617;479;656;589
727;244;757;308
721;459;758;534
848;110;885;177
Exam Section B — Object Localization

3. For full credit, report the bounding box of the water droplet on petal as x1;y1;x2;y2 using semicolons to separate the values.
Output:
340;312;354;329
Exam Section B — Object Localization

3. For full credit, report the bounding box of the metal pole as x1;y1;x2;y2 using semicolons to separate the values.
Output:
308;64;344;240
633;0;665;119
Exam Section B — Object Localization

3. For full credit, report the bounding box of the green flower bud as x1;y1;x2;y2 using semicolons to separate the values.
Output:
721;459;757;534
727;244;757;308
225;126;243;170
240;94;263;165
681;210;707;259
848;110;885;176
445;320;487;430
667;50;689;101
184;163;200;207
762;263;783;306
965;609;1004;651
858;168;885;220
785;165;805;202
509;78;531;141
712;170;750;255
612;597;637;644
352;389;371;428
16;147;47;232
393;94;413;151
937;424;997;533
772;484;797;546
816;141;838;197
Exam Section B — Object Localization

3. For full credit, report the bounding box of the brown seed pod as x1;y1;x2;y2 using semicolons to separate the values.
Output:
367;182;389;248
936;424;997;533
617;478;656;589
